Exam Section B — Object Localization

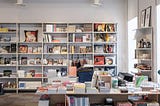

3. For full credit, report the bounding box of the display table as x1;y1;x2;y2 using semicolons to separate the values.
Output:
36;88;160;106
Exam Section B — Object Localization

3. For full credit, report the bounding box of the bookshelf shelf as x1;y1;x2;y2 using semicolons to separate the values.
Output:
43;32;67;34
43;42;67;44
135;48;151;50
18;77;43;79
4;88;17;90
68;32;92;34
94;32;117;34
0;65;17;67
0;53;17;54
43;65;68;67
0;77;17;79
18;42;42;44
18;53;42;55
0;32;16;34
94;53;117;55
94;42;117;44
18;65;42;67
0;42;17;44
94;65;117;67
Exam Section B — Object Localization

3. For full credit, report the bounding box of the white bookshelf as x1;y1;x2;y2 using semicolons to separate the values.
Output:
0;22;118;93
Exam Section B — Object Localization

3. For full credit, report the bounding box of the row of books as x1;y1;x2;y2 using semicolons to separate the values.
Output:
94;56;116;65
94;33;116;42
17;70;42;78
94;23;116;32
94;45;115;53
43;58;67;66
66;96;89;106
45;23;116;33
19;57;42;65
47;68;67;78
68;33;91;42
46;24;67;32
0;44;16;53
69;45;92;54
45;45;67;54
19;45;42;53
19;81;41;89
0;57;16;65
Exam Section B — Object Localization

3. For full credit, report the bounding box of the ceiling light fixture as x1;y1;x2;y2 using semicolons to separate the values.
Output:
16;0;25;6
92;0;102;7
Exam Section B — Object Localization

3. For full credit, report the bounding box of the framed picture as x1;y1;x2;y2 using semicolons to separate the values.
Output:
145;6;151;27
24;30;38;42
140;9;146;27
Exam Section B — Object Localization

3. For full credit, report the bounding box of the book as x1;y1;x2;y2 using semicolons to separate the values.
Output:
32;47;38;53
48;34;52;42
35;57;41;65
94;45;104;53
68;66;77;77
46;24;53;32
105;45;115;53
19;45;28;53
106;24;115;32
61;46;67;54
105;56;115;65
68;25;76;32
17;70;25;77
38;47;42;53
94;56;105;65
21;57;27;65
94;23;105;32
3;70;12;77
53;46;61;54
24;30;38;42
11;43;16;53
79;46;86;53
28;59;35;65
28;47;33;53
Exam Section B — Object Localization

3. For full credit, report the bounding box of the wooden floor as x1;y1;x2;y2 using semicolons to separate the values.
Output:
0;93;40;106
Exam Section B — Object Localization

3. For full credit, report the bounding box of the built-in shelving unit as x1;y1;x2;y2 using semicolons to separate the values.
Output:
0;22;118;93
134;27;153;80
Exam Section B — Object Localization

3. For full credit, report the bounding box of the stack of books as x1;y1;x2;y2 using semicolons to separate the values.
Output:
57;86;66;94
47;87;57;94
99;86;110;93
74;83;85;94
66;83;74;93
86;87;98;94
116;102;132;106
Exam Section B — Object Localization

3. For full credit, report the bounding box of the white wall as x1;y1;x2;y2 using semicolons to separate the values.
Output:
128;0;138;21
127;0;138;73
0;0;128;73
158;0;160;5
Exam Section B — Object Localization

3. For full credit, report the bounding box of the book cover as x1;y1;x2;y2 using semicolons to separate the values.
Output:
61;46;67;54
28;47;33;53
21;57;27;65
94;45;104;53
68;66;77;77
11;43;16;53
53;46;61;54
19;45;28;53
46;24;53;32
94;56;105;65
32;47;38;53
24;30;38;42
3;70;12;77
